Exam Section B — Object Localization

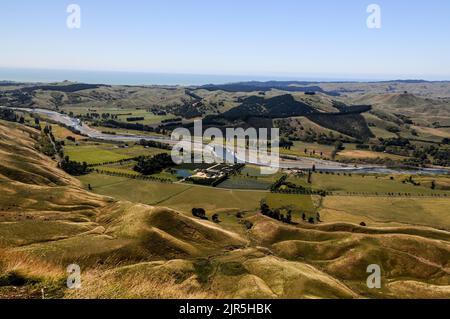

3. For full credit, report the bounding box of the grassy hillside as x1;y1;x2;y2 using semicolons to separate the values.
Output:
0;120;449;299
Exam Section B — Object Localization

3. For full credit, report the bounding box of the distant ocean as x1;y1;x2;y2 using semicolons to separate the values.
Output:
0;68;377;86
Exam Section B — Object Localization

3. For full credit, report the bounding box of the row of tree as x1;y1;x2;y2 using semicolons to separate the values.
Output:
260;201;293;225
95;169;173;183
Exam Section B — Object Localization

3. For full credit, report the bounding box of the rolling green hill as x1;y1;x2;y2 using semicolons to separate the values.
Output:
0;120;449;299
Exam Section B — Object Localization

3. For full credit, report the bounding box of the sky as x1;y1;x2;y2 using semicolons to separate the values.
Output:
1;0;450;80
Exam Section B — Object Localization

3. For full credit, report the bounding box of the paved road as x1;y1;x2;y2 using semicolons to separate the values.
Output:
6;106;449;175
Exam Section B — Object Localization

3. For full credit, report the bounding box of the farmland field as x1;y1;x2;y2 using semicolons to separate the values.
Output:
217;165;282;190
280;141;336;159
64;142;168;165
77;173;191;205
77;172;269;214
320;195;450;230
286;172;450;196
62;106;178;125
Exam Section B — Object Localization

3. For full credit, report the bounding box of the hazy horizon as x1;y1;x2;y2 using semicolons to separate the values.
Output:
1;67;449;86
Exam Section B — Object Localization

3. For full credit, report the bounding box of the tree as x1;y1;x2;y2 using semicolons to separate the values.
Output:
192;208;207;220
286;210;292;224
134;153;174;175
260;200;270;215
273;209;281;221
243;220;253;230
212;214;220;223
0;108;18;122
60;158;89;176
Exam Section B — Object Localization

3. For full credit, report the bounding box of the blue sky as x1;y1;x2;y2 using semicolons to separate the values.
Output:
1;0;450;80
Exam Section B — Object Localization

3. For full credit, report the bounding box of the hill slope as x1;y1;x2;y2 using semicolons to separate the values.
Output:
0;120;449;299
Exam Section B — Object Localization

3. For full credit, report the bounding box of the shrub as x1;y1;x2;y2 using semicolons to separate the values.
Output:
243;220;253;230
212;214;220;223
192;208;207;220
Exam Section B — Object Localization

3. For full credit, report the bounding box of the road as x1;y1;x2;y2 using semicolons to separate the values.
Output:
5;106;449;175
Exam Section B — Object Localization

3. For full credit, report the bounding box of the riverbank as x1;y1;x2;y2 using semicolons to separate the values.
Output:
4;106;449;175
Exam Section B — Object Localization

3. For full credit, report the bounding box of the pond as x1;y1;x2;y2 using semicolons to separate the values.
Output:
174;169;193;178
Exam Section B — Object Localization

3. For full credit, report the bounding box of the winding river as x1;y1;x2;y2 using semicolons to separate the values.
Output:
6;107;449;175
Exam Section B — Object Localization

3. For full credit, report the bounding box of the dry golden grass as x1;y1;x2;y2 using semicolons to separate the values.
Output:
1;120;450;299
247;215;450;298
387;281;450;299
65;268;218;299
321;196;450;230
338;150;406;160
50;124;85;141
0;249;64;280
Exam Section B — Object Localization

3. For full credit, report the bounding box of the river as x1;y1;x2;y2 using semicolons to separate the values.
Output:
6;107;449;175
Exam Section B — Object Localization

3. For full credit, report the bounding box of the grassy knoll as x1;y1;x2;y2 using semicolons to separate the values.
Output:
50;124;85;141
